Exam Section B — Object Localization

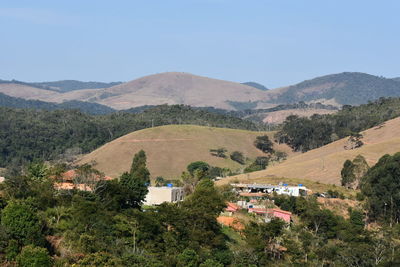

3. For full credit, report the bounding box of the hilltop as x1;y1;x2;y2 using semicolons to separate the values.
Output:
0;73;268;110
77;125;295;179
2;72;400;111
217;116;400;185
264;72;400;106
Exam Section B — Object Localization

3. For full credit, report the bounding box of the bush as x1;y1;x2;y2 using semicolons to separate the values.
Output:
254;135;274;154
230;151;245;165
16;245;52;267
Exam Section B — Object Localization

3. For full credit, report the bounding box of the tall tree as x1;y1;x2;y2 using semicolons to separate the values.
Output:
361;152;400;224
119;150;150;209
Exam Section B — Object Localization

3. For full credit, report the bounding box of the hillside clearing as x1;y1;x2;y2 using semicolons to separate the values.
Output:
77;125;295;179
217;117;400;186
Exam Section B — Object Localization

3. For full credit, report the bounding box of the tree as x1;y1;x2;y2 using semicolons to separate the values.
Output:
210;148;227;158
230;151;245;165
254;135;274;154
119;150;150;209
361;152;400;224
130;150;150;181
177;249;199;267
244;156;270;173
187;161;210;177
341;155;369;189
1;200;44;247
200;259;224;267
341;160;356;188
16;245;52;267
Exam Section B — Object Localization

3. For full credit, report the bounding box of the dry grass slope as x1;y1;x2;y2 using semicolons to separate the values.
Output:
217;117;400;186
77;125;295;179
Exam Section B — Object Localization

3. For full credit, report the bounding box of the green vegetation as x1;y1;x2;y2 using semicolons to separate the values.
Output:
0;92;115;114
241;81;268;91
0;105;264;168
209;148;227;158
341;155;369;189
254;135;274;154
230;151;245;165
244;156;269;173
276;97;400;152
1;152;400;265
270;72;400;105
361;152;400;224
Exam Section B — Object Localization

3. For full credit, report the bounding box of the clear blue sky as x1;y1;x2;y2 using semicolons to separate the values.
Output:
1;0;399;88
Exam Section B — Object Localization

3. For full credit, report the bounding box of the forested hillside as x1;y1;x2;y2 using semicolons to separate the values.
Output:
0;105;264;167
269;72;400;105
0;93;115;114
275;97;400;152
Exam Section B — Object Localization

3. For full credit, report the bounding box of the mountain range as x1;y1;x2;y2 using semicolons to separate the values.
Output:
1;72;400;111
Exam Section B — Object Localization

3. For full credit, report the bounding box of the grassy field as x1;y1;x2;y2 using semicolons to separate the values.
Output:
77;125;295;180
217;117;400;186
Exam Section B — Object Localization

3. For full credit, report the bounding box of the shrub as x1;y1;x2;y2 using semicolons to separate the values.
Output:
230;151;245;165
16;245;52;267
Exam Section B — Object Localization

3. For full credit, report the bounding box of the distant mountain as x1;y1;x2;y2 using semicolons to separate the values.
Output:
31;80;123;92
265;72;400;106
2;72;400;111
0;92;115;115
0;79;122;93
241;82;268;90
392;77;400;82
84;72;269;110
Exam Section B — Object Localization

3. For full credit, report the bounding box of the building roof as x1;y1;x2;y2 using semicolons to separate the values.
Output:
225;202;240;212
270;208;292;215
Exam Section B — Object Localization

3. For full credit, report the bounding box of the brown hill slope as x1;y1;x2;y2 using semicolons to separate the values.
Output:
217;117;400;186
77;125;295;179
0;73;269;110
89;72;268;110
261;108;337;124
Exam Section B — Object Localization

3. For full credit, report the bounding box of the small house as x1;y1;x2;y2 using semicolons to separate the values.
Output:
144;186;184;205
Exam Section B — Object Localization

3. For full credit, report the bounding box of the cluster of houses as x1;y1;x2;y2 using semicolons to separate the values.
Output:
231;183;309;197
219;183;310;226
52;170;308;226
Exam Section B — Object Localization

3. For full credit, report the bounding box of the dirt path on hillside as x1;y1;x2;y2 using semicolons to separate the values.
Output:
118;138;194;143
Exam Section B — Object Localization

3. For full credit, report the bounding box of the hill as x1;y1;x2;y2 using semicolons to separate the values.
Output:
261;108;336;124
2;72;400;111
0;105;264;167
0;79;121;92
0;92;115;114
87;72;269;110
30;80;122;92
264;72;400;106
241;82;268;90
217;116;400;185
77;125;295;179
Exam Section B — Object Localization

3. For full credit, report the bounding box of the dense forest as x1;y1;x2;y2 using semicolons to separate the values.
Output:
0;105;265;168
1;151;400;266
275;97;400;152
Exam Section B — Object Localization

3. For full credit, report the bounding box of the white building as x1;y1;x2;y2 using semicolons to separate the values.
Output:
231;183;308;197
144;186;185;205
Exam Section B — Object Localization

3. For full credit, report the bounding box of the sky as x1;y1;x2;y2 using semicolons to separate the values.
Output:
0;0;399;88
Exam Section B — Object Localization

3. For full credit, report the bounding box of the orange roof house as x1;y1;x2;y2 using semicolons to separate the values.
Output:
225;202;240;212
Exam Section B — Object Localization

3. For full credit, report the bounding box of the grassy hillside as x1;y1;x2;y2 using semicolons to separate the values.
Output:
217;117;400;185
77;125;295;179
0;105;264;167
